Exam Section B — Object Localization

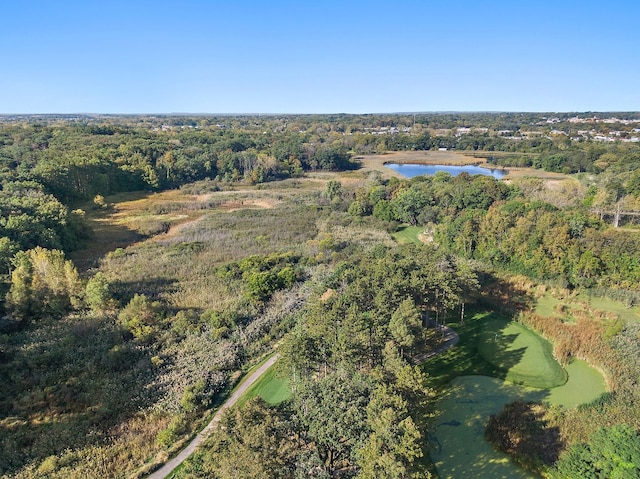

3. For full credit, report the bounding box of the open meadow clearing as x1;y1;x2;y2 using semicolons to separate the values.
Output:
391;225;425;244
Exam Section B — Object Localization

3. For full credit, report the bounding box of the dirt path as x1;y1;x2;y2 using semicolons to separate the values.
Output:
412;323;459;364
147;322;456;478
147;353;280;479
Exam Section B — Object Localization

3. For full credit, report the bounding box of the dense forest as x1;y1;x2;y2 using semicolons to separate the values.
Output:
1;113;640;478
342;173;640;289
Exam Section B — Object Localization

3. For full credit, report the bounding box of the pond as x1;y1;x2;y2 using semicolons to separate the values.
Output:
430;361;606;479
429;317;607;479
384;163;508;179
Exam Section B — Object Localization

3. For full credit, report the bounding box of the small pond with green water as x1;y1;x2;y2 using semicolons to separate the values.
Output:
430;318;607;478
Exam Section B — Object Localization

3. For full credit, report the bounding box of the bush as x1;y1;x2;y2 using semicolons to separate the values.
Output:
171;309;203;337
36;455;59;475
485;400;563;475
93;194;108;209
118;294;162;342
157;415;189;448
85;272;112;311
180;379;208;413
551;424;640;479
6;247;82;321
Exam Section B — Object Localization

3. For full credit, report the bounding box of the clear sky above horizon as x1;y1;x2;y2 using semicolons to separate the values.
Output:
1;0;639;114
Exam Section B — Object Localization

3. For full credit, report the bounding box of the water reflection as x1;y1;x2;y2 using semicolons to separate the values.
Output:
385;163;508;179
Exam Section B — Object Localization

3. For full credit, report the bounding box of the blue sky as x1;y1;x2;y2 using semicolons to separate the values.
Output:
1;1;638;114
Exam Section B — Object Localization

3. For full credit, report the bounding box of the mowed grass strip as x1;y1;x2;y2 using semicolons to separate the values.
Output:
422;311;506;389
391;225;424;245
578;294;640;324
477;317;567;389
545;359;606;408
427;310;606;479
430;361;607;479
430;376;539;479
236;364;291;409
534;294;564;319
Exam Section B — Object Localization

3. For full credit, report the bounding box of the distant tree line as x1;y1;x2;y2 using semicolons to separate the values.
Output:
343;173;640;289
0;123;358;202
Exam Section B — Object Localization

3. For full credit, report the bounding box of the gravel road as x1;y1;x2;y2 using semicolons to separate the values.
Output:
147;353;281;479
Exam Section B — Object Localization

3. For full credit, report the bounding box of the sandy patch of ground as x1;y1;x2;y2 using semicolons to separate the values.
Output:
218;199;276;211
320;288;336;302
160;215;206;239
417;232;433;244
194;193;213;202
155;199;276;239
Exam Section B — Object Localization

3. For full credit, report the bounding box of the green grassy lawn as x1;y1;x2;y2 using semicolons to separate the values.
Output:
477;317;567;389
236;364;291;409
545;359;606;408
577;294;640;324
422;311;508;389
535;291;640;324
533;294;563;319
430;376;539;479
425;310;607;479
391;225;424;245
431;362;606;479
424;311;568;390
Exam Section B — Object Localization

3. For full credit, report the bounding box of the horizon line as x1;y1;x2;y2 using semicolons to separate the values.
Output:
2;110;640;117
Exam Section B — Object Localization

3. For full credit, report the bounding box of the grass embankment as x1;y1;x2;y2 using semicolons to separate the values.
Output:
535;291;640;324
577;294;640;323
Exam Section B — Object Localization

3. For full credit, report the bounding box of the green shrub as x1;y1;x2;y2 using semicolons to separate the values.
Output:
36;455;58;475
551;425;640;479
85;272;112;311
6;247;82;321
157;415;188;448
180;379;208;413
118;294;162;342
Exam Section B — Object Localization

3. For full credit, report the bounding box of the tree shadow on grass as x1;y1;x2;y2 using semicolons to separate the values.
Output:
69;218;144;273
430;376;551;479
485;399;563;474
425;308;563;479
112;276;179;303
478;329;525;373
422;310;528;389
477;271;536;313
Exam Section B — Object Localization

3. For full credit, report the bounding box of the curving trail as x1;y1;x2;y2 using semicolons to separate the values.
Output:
147;323;457;478
147;353;280;479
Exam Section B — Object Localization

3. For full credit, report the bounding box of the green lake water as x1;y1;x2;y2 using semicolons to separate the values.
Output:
431;362;606;478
